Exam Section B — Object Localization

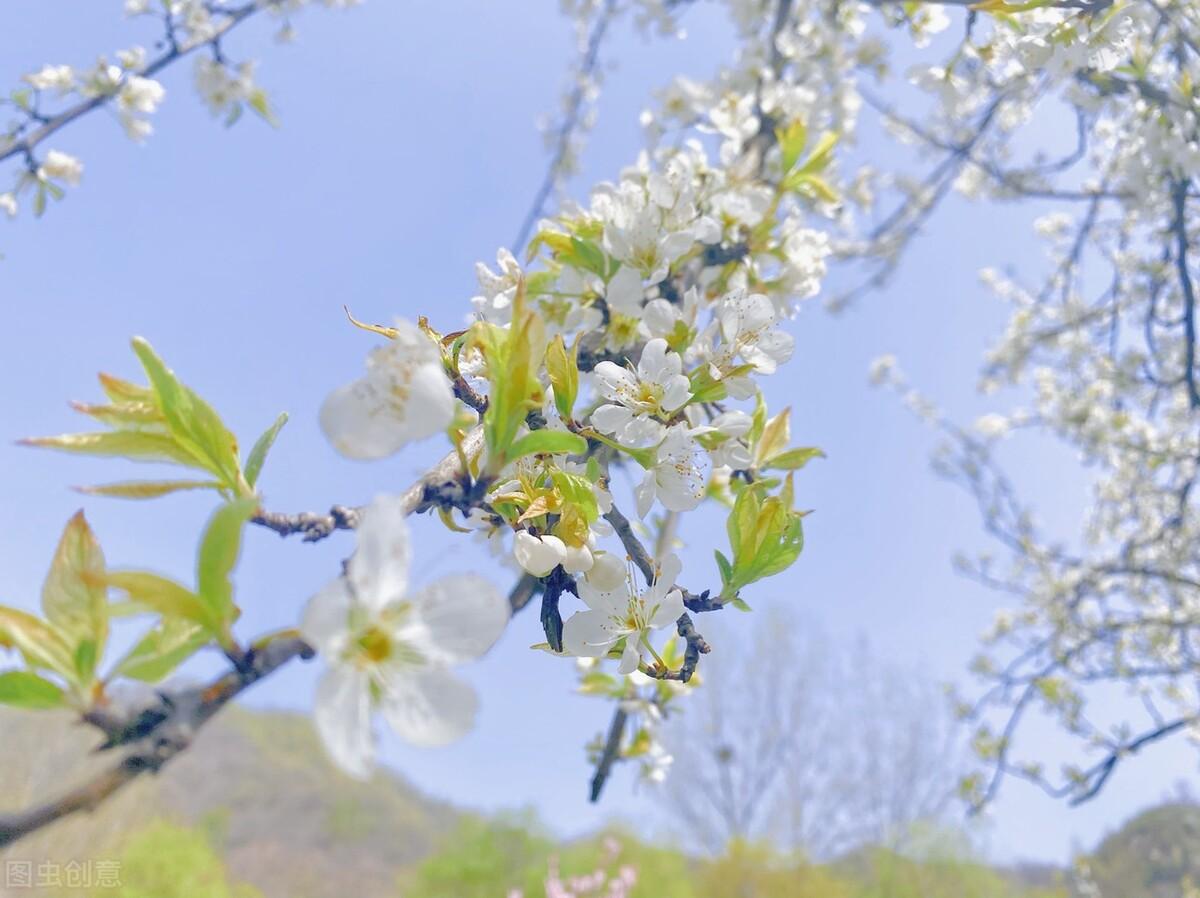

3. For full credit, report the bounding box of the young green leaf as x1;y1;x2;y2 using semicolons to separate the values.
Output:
0;606;76;678
776;119;809;173
40;512;107;680
130;338;243;490
195;498;257;629
21;430;202;467
0;670;66;709
111;619;209;683
243;412;289;488
508;430;588;462
76;480;222;500
545;336;579;421
104;572;213;628
765;446;825;471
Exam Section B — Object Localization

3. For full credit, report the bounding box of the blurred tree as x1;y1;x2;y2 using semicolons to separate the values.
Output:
663;610;961;859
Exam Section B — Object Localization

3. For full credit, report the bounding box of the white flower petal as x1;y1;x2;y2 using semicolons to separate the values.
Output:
661;375;692;413
586;551;627;592
562;543;594;574
349;495;412;608
605;265;645;315
635;467;657;518
378;666;479;748
618;639;642;675
314;667;374;779
591;403;635;436
320;321;454;459
656;554;682;590
301;578;353;657
642;299;677;338
592;362;638;403
576;578;627;614
406;573;509;664
637;338;677;384
514;531;566;577
563;610;617;657
648;588;685;629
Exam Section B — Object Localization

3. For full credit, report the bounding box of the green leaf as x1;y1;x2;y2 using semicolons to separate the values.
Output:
0;606;76;678
799;131;839;174
776;119;808;173
722;476;806;594
550;468;600;522
104;572;212;628
243;412;288;488
70;400;164;428
789;174;840;205
566;236;613;280
40;512;107;680
0;670;66;709
508;429;588;462
112;619;209;683
469;294;547;472
714;549;733;587
765;447;825;471
247;88;279;127
97;372;156;404
195;498;256;629
578;671;620;696
545;336;579;421
76;480;222;500
130;338;242;490
21;430;202;467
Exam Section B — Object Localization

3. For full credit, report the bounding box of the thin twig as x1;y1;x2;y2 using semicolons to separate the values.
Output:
589;707;629;802
512;0;617;253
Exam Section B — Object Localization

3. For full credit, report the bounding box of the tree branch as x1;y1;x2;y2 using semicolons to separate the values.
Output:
0;1;266;166
589;706;629;802
0;634;313;849
512;0;617;253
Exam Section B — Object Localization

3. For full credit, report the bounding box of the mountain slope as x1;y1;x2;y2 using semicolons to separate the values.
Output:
0;705;459;898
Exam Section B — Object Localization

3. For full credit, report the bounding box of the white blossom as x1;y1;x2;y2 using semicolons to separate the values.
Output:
635;424;708;517
37;150;83;186
320;318;455;459
302;496;509;777
562;553;685;674
591;338;691;446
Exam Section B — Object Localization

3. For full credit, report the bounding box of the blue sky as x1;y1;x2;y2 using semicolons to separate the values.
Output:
0;0;1193;864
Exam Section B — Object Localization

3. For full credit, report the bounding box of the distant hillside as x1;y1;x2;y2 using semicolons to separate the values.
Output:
0;705;459;898
1078;802;1200;898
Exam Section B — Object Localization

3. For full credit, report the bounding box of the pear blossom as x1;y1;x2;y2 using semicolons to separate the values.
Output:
0;194;16;219
301;496;509;778
37;150;83;186
591;339;692;446
320;317;455;459
702;289;794;398
562;554;685;674
601;265;646;316
583;550;627;591
194;58;258;117
635;424;708;517
471;247;523;323
23;65;74;94
699;409;754;470
118;76;165;114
